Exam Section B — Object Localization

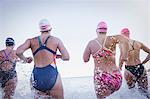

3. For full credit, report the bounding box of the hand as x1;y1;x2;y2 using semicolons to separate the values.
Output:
25;57;33;63
119;66;122;71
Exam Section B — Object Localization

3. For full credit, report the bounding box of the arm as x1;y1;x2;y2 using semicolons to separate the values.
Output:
142;54;150;64
16;39;33;63
118;44;124;70
83;42;91;63
57;39;70;61
14;50;21;62
116;35;129;66
0;51;3;63
140;43;150;64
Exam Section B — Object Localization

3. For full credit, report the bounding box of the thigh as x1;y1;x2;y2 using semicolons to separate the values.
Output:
31;73;64;99
94;82;112;99
3;76;17;96
49;73;64;99
124;70;136;89
94;75;112;98
137;70;148;90
30;76;53;99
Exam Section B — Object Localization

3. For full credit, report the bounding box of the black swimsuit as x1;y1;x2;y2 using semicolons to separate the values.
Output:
125;41;144;80
125;64;144;80
0;51;17;88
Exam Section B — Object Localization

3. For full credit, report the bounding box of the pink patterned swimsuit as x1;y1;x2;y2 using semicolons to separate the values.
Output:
93;39;114;64
94;69;122;97
93;39;122;97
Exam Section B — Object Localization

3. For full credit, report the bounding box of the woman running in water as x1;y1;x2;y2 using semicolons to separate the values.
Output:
119;28;150;99
83;21;129;99
0;37;19;99
16;19;70;99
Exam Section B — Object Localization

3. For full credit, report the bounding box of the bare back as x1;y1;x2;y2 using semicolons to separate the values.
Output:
30;35;68;67
30;36;57;67
126;40;144;65
0;49;18;71
16;32;69;68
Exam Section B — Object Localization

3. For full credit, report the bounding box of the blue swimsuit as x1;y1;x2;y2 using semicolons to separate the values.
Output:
32;36;58;92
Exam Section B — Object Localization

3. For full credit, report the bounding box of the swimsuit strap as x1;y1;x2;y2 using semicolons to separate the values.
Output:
3;50;12;60
129;40;135;51
102;36;107;48
0;50;13;64
43;36;50;46
37;36;50;46
38;36;42;46
33;36;56;56
132;40;135;50
95;36;107;48
95;39;102;48
0;50;15;68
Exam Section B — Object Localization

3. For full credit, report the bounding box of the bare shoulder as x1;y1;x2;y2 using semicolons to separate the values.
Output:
12;50;18;57
51;36;60;41
107;35;118;40
106;35;120;44
135;40;145;48
88;39;96;46
0;50;4;59
50;36;62;44
0;50;4;55
26;37;39;46
134;40;142;45
13;50;18;54
109;34;123;39
30;36;38;42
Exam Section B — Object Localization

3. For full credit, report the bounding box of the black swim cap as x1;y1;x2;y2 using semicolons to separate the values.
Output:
5;37;15;46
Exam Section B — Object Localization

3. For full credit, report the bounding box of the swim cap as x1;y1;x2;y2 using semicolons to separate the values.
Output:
121;28;130;37
96;21;107;33
39;19;52;32
5;37;15;46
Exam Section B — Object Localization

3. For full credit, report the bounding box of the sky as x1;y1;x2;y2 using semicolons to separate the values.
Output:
0;0;150;77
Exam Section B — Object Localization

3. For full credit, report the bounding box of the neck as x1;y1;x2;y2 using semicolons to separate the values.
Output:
97;33;106;39
6;46;13;50
41;31;50;36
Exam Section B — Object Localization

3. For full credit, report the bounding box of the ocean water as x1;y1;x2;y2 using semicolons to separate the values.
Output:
0;63;149;99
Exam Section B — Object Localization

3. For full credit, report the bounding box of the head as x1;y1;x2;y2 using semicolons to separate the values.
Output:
39;19;52;33
5;37;15;48
96;21;107;34
121;28;130;38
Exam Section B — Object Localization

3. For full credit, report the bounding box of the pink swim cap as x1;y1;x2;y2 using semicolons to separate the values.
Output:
96;21;107;33
121;28;130;35
39;19;52;32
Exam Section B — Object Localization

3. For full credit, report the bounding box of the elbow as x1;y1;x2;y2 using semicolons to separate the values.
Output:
84;60;88;63
121;58;127;62
83;57;89;63
16;49;22;57
63;57;69;61
62;55;70;61
16;51;20;56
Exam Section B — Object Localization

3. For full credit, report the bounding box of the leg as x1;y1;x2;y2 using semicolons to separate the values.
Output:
94;75;112;99
94;85;110;99
2;77;17;99
48;73;64;99
30;79;53;99
30;73;64;99
124;70;136;89
137;70;150;99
